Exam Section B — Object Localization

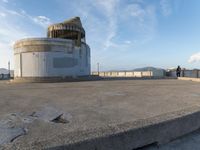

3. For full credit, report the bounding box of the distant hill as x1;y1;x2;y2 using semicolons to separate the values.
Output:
103;67;165;72
133;66;165;72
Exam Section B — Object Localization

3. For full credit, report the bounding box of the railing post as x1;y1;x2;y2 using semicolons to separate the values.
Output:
182;70;185;77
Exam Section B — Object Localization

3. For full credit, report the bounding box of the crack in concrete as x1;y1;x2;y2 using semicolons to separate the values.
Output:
0;106;72;146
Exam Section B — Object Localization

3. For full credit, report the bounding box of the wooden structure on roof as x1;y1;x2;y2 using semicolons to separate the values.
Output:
47;17;85;46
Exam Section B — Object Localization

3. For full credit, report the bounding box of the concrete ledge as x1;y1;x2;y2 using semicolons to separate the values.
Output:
11;76;103;83
178;77;200;82
9;106;200;150
103;76;177;80
11;76;177;83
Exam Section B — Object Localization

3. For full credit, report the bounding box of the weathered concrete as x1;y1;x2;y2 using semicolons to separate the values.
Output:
11;75;102;83
92;70;165;78
1;79;200;149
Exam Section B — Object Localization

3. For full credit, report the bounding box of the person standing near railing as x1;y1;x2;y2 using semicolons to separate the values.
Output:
176;66;181;77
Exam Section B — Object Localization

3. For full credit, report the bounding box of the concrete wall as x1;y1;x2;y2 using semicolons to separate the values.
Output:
14;38;90;79
92;70;165;78
94;69;200;79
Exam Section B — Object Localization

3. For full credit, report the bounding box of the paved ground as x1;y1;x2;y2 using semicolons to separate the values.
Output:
1;79;200;149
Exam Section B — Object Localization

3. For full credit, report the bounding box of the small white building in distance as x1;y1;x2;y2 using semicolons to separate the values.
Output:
13;17;90;82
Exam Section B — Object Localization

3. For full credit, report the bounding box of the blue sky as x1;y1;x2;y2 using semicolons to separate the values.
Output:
1;0;200;71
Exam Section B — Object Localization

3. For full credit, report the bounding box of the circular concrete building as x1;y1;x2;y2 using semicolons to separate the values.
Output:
14;17;90;82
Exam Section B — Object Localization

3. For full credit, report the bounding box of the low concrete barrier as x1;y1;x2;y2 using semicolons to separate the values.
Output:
92;70;164;78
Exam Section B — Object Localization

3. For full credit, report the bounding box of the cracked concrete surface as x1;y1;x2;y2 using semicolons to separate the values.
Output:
30;106;72;123
1;79;200;149
0;107;71;147
0;127;25;145
0;113;27;146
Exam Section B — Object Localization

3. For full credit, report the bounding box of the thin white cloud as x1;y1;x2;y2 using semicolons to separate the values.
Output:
33;16;51;28
121;3;157;44
160;0;172;16
188;52;200;63
58;0;157;54
95;0;117;17
0;6;23;17
124;40;132;44
93;0;119;49
2;0;8;3
0;12;6;17
0;6;52;28
127;4;146;19
18;10;52;28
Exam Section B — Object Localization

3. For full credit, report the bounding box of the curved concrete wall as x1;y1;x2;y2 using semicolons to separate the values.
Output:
14;38;90;80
